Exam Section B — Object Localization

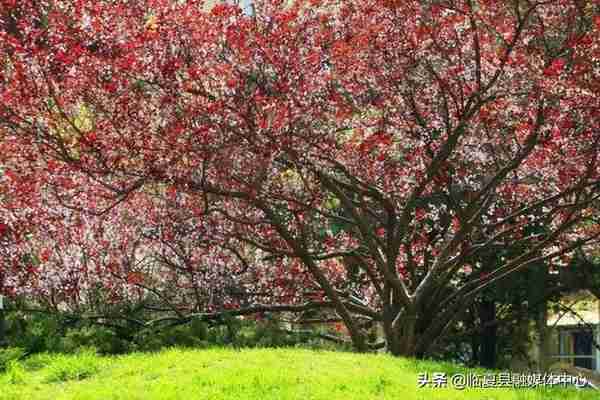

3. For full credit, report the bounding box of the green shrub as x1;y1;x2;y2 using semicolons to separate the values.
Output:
45;349;102;382
5;360;27;385
20;353;54;372
2;305;347;356
0;347;26;372
59;326;130;355
132;324;210;352
251;319;291;347
5;312;62;354
190;319;209;341
130;329;165;352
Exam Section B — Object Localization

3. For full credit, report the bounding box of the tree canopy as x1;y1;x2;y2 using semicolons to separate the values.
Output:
1;0;599;356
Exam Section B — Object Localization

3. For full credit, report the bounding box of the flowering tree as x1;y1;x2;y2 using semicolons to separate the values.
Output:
1;0;600;356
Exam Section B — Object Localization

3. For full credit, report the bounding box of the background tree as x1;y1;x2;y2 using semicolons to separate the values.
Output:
1;0;599;357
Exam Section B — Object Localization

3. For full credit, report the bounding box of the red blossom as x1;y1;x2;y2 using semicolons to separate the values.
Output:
0;223;8;237
543;58;566;77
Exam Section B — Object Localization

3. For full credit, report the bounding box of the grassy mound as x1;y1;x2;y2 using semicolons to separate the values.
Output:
0;348;595;399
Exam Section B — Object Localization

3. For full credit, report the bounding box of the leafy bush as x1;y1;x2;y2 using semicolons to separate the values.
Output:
5;361;27;385
19;353;54;372
0;348;26;372
3;308;131;355
59;326;130;355
5;312;62;354
132;324;210;352
1;305;347;356
44;349;102;382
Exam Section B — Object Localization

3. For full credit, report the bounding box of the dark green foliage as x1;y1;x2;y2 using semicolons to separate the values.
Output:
59;326;131;355
131;325;210;352
2;309;126;355
1;301;346;357
4;311;62;355
130;316;339;352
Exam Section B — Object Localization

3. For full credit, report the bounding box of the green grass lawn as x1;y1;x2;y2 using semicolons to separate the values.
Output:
0;347;596;399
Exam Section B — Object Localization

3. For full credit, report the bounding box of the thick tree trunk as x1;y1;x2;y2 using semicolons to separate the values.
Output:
349;328;368;353
387;308;418;357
